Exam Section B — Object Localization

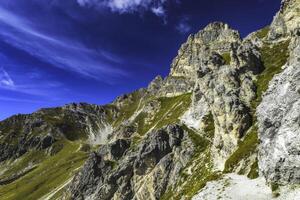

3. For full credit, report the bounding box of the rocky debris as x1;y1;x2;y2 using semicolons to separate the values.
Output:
257;34;300;184
0;132;56;162
193;173;300;200
181;91;210;130
192;174;273;200
66;125;195;200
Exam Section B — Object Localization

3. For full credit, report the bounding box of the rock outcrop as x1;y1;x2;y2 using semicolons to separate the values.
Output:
268;0;300;40
257;32;300;184
66;125;195;200
171;22;262;170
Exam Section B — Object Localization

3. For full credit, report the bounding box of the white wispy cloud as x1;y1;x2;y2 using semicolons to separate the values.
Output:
0;95;46;103
77;0;170;17
176;17;192;34
0;6;127;82
151;6;165;17
0;67;15;88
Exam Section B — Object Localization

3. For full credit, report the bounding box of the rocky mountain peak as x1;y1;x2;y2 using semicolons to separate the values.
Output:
169;21;241;82
194;21;241;45
280;0;297;13
268;0;300;40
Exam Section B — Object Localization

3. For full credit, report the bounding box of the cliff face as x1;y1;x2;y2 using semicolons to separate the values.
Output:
257;0;300;185
0;1;299;199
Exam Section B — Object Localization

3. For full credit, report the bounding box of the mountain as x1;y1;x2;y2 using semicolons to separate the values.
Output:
0;0;299;199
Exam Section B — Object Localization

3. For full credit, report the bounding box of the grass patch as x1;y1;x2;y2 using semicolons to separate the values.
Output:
223;125;258;173
129;135;142;151
0;151;44;181
256;26;270;39
271;182;281;197
221;53;231;65
106;160;118;170
182;125;210;153
161;123;217;200
0;140;88;200
202;112;215;139
161;149;221;200
133;93;192;135
247;158;259;179
113;91;144;127
252;40;290;109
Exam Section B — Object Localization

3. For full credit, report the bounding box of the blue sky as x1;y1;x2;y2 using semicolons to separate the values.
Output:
0;0;280;120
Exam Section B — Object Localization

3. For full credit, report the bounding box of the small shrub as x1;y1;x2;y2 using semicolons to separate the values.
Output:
247;158;259;179
221;53;231;65
223;126;258;173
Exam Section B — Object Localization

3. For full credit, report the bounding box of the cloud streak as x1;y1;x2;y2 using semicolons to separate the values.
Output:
0;67;14;88
77;0;170;17
176;17;192;34
0;95;46;103
0;6;127;82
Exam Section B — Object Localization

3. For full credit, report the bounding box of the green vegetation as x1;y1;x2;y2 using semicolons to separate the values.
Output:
129;134;142;150
154;93;192;130
113;91;144;127
256;26;270;39
202;112;215;139
182;124;211;154
271;182;281;197
134;93;192;135
223;125;258;173
43;114;87;141
222;39;291;177
106;160;118;170
0;151;44;181
161;149;221;200
247;158;259;179
221;52;231;65
0;140;88;200
252;40;290;109
271;182;279;192
161;119;217;200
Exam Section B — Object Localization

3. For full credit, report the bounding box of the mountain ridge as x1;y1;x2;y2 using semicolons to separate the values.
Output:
0;0;299;199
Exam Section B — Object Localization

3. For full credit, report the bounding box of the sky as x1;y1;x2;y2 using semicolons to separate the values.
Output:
0;0;281;120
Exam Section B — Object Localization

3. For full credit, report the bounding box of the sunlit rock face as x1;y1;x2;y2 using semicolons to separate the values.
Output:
268;0;300;40
258;33;300;184
256;0;300;185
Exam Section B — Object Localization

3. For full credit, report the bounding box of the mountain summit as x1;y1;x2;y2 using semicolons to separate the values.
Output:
0;1;299;199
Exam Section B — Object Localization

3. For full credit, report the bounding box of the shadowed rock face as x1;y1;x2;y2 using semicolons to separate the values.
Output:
67;125;194;200
0;103;114;161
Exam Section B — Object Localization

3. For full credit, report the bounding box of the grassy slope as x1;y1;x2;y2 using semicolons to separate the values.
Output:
112;91;144;127
223;30;290;177
0;29;291;200
0;140;88;200
161;113;218;200
134;93;192;136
